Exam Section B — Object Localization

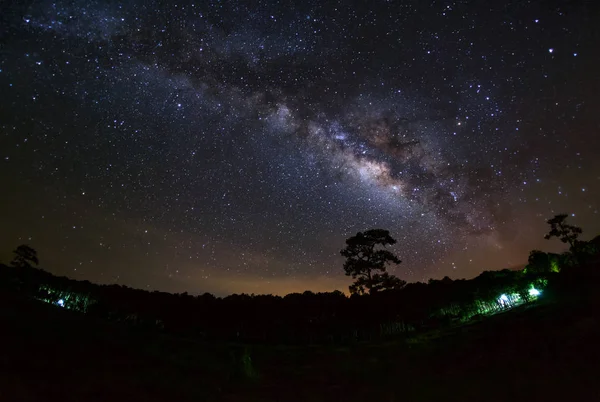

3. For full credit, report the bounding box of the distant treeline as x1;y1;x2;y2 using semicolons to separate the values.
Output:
1;249;598;344
2;213;599;344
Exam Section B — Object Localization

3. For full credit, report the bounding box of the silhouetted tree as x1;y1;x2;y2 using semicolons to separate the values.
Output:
525;250;560;274
369;272;406;293
544;214;582;251
10;244;39;269
341;229;405;295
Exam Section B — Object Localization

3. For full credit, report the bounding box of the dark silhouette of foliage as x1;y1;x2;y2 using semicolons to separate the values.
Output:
525;250;560;274
0;259;556;344
369;272;406;293
10;244;39;269
591;235;600;249
2;218;597;346
544;214;582;250
341;229;405;295
544;214;600;266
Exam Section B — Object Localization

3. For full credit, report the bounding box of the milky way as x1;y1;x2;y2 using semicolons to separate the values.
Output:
1;0;599;295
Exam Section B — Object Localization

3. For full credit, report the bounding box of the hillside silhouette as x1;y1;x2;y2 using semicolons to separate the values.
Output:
2;215;600;400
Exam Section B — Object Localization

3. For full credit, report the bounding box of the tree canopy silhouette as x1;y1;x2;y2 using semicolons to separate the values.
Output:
542;213;600;265
10;244;39;269
340;229;405;295
544;214;582;251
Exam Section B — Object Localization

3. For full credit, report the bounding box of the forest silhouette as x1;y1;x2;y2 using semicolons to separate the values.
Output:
2;214;599;344
3;214;600;401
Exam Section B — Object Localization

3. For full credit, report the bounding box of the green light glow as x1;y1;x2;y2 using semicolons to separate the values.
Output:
528;288;540;297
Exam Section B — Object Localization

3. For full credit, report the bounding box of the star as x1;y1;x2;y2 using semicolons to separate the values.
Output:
0;0;598;295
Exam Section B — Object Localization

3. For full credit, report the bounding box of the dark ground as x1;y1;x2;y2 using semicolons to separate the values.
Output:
1;291;599;402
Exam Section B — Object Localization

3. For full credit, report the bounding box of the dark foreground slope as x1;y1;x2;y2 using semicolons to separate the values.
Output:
1;290;600;402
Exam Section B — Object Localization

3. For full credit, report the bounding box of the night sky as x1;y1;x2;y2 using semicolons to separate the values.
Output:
1;0;599;296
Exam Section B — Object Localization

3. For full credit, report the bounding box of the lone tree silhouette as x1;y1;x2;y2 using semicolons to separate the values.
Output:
340;229;405;295
11;244;39;269
544;214;582;251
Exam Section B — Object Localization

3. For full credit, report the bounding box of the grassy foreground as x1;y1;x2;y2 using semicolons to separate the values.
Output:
1;290;599;402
